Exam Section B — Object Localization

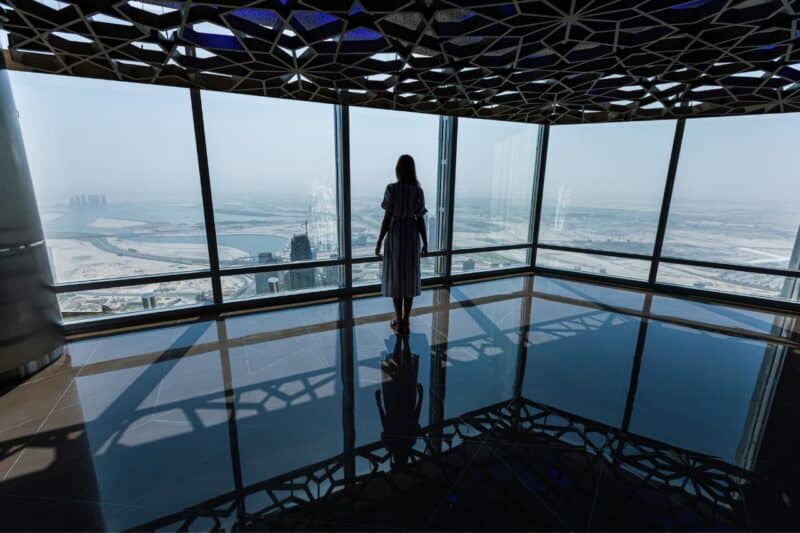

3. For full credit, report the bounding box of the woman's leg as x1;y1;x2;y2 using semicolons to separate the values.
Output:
403;297;413;325
392;297;403;325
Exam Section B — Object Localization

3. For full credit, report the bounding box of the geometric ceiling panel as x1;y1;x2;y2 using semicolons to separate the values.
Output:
1;0;799;124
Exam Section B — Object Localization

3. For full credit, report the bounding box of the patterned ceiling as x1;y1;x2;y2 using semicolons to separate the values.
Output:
1;0;799;124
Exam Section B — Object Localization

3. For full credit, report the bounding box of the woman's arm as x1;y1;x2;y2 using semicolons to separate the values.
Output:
375;210;392;256
415;216;428;255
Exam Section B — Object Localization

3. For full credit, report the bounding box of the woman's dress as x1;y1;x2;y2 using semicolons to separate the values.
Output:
381;182;427;298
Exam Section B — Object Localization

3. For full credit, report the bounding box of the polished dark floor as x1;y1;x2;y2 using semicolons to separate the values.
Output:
1;275;799;531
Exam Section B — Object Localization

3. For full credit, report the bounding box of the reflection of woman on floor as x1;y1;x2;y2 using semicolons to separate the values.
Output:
374;335;423;466
375;154;428;334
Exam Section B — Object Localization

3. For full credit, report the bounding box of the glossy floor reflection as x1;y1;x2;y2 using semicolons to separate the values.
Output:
1;275;798;530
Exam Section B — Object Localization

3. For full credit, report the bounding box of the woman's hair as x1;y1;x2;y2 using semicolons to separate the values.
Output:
395;154;419;185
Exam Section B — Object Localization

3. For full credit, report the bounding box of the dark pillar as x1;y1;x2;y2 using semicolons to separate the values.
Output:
0;52;64;383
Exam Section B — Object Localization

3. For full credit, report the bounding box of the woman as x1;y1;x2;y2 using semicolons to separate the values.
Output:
375;154;428;333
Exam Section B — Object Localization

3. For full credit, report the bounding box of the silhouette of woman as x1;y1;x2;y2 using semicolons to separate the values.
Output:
375;154;428;334
374;335;423;466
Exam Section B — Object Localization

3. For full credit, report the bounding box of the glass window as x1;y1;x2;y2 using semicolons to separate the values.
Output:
352;257;438;287
536;249;651;281
350;107;441;257
662;113;800;274
202;91;338;269
453;118;539;248
539;120;676;255
58;278;213;322
10;71;209;283
451;249;528;274
221;266;342;302
657;263;799;301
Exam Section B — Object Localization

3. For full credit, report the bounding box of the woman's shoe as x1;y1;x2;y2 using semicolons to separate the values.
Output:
400;319;410;334
390;319;402;333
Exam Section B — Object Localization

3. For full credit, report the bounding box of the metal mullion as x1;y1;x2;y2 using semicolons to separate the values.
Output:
190;87;223;305
529;123;549;268
441;116;458;277
658;256;800;279
54;270;212;293
221;258;344;277
537;243;652;261
649;118;686;285
335;104;352;289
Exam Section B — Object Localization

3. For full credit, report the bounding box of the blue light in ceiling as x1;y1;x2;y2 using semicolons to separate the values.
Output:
293;11;338;30
343;27;382;41
670;0;712;9
229;8;279;27
183;27;243;51
498;4;515;17
349;2;364;16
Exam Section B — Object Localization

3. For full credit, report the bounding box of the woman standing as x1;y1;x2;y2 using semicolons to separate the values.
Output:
375;154;428;333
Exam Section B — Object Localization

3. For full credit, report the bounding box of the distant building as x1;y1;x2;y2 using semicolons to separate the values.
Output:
462;259;475;272
267;277;280;294
427;214;437;248
289;228;315;290
255;252;278;295
141;294;157;309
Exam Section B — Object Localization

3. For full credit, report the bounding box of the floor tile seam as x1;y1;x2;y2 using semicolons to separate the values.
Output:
422;396;519;528
0;485;193;514
482;437;574;531
1;376;81;481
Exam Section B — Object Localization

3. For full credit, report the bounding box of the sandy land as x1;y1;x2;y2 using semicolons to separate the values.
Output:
47;238;202;283
89;217;148;229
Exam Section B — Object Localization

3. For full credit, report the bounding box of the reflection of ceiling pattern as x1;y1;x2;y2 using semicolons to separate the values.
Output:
134;398;753;530
1;1;800;123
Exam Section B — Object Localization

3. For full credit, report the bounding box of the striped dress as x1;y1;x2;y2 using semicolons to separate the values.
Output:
381;182;427;298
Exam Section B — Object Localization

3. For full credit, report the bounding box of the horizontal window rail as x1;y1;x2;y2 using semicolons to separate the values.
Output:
658;256;800;279
351;249;448;264
53;270;212;293
451;243;534;254
536;243;653;262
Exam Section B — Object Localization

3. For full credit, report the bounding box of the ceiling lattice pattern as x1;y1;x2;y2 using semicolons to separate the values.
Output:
1;0;800;123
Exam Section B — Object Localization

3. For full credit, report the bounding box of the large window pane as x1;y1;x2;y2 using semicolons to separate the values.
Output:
58;278;213;322
221;265;342;302
202;91;338;269
662;113;800;275
539;120;675;255
451;249;528;274
453;118;538;248
536;249;651;281
350;107;440;257
11;72;209;283
657;263;799;301
352;257;438;287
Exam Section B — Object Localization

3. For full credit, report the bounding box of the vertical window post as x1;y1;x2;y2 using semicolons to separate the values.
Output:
529;123;549;269
189;88;223;305
437;116;458;278
649;118;686;285
335;104;352;289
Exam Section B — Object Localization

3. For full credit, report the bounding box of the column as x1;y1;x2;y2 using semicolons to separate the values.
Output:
0;50;64;383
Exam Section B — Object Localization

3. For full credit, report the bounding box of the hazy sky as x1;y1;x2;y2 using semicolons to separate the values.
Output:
8;70;800;214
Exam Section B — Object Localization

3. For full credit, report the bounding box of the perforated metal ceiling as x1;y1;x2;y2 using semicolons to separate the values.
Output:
2;0;800;123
